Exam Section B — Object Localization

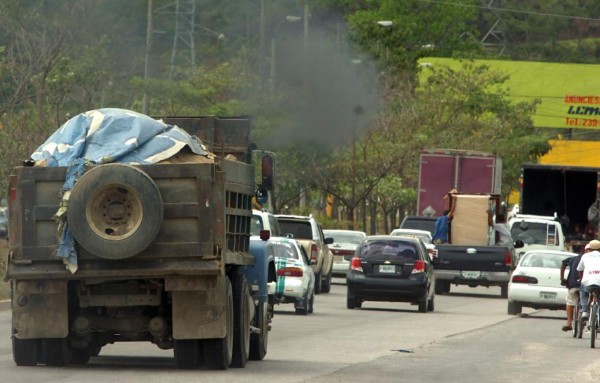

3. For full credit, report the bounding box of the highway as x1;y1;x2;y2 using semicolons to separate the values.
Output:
1;279;599;382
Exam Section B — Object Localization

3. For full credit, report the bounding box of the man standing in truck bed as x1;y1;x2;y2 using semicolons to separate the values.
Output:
489;213;512;246
432;210;453;244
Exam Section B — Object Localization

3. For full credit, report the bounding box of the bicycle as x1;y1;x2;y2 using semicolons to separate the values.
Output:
587;285;600;348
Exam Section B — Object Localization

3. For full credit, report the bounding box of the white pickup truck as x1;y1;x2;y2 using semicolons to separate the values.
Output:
508;214;566;260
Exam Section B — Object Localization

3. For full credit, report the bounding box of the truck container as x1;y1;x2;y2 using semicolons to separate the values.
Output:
519;163;600;241
417;149;502;217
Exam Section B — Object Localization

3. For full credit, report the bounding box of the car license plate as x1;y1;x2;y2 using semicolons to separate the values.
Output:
539;292;557;301
334;255;344;263
379;265;395;273
461;271;481;279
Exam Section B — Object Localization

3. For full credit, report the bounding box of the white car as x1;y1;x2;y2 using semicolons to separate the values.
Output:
507;249;577;315
269;237;315;315
390;228;437;260
324;229;367;277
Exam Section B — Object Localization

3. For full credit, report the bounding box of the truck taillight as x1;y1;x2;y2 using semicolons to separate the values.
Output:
311;243;318;262
411;260;426;274
9;187;16;201
504;251;512;266
277;267;303;277
350;257;363;272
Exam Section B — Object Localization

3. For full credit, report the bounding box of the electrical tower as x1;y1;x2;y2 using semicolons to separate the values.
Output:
480;0;506;55
155;0;197;78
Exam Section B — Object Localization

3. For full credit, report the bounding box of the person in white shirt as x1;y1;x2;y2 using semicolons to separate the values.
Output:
577;239;600;316
489;213;512;246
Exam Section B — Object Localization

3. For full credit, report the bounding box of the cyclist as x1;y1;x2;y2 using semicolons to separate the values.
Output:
560;243;587;331
577;239;600;319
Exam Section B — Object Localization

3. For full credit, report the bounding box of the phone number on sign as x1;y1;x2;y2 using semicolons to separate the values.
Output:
565;117;599;127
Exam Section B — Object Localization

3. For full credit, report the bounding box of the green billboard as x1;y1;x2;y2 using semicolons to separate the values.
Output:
420;58;600;129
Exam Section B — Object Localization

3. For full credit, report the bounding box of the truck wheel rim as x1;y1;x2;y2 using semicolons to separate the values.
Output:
85;183;143;240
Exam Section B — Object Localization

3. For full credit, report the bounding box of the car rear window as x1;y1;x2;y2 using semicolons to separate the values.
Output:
271;242;299;259
358;240;418;260
279;221;312;240
521;253;567;268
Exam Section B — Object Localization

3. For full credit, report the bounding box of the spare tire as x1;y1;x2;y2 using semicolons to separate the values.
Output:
67;164;163;260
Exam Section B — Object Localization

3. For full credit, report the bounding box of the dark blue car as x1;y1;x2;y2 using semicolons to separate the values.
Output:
346;235;435;313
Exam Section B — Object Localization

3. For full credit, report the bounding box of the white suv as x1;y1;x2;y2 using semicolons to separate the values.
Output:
274;214;334;294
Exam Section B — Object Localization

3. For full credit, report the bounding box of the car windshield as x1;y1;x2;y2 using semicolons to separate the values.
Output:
272;241;299;259
326;232;364;245
520;253;569;268
358;240;418;260
511;221;559;246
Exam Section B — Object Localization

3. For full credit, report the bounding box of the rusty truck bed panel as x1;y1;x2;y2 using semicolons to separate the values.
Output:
8;159;254;279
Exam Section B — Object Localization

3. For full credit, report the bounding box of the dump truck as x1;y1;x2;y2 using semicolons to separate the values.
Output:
5;109;276;370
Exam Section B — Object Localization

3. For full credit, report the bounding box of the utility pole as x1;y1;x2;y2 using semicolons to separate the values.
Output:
143;0;153;115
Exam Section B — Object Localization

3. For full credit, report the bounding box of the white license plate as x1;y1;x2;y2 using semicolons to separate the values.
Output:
540;292;557;301
379;265;396;273
461;271;481;279
334;255;344;263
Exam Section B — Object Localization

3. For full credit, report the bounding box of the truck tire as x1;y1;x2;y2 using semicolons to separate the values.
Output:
67;164;163;260
507;301;522;315
12;337;39;366
230;269;250;368
69;346;93;365
500;285;509;298
308;290;314;314
42;338;70;366
174;339;202;369
434;280;444;295
204;278;234;370
321;267;332;294
249;301;268;361
435;281;450;295
314;271;322;295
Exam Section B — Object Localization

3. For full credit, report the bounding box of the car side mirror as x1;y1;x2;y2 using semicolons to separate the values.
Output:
514;239;524;249
343;254;354;262
324;237;333;245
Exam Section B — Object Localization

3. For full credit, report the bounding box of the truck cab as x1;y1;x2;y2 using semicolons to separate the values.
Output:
508;214;566;259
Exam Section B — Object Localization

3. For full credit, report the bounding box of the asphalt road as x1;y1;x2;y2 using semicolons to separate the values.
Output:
1;279;600;382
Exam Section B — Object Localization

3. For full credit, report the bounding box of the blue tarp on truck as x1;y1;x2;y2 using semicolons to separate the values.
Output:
29;108;210;272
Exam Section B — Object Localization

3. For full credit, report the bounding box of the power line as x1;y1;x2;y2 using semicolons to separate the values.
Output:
418;0;600;22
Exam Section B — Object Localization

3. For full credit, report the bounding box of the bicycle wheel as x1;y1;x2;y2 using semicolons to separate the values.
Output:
577;310;586;339
591;302;598;348
572;299;579;338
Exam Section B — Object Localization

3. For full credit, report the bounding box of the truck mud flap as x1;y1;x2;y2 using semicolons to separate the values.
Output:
169;275;228;339
12;280;68;339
